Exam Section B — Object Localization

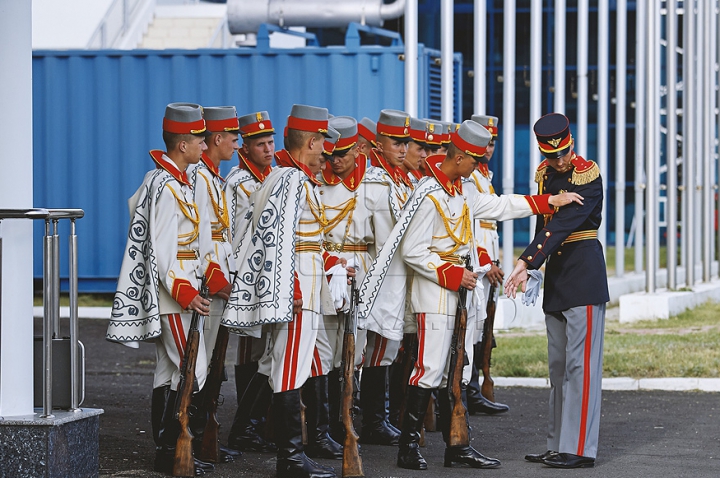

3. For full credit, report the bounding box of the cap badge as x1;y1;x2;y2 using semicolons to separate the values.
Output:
428;124;435;133
404;117;410;127
488;118;494;126
548;137;562;148
258;122;265;130
256;112;263;122
428;134;434;141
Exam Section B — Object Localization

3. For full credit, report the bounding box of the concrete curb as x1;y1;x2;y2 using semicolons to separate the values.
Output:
494;376;720;392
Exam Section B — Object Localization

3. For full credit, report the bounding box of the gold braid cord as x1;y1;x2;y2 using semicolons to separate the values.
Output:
322;196;358;243
167;185;200;246
427;195;472;255
203;174;230;230
298;183;330;237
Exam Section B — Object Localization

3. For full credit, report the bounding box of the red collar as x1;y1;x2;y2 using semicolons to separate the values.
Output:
477;163;490;178
410;169;424;180
369;149;402;185
149;150;190;186
201;153;224;181
396;167;413;189
239;151;272;183
275;149;321;186
427;155;462;196
321;156;367;191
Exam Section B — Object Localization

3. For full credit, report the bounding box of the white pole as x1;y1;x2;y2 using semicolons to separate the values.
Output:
666;0;678;290
576;0;589;156
474;0;487;115
635;0;647;275
615;0;627;278
441;0;454;122
683;0;696;287
0;0;34;417
702;0;714;282
646;0;659;293
554;0;566;113
405;0;419;117
502;0;516;274
529;0;542;239
597;0;609;249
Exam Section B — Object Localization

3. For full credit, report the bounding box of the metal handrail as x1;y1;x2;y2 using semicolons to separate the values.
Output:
0;208;85;418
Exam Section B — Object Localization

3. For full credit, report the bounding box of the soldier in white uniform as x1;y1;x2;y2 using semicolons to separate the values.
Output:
353;121;583;471
224;111;279;453
464;113;511;415
107;103;230;476
356;117;377;160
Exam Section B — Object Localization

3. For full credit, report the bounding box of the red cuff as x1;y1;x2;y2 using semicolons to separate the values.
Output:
204;261;230;295
322;251;340;271
294;272;303;300
172;278;199;309
436;262;464;291
525;193;553;214
477;247;492;267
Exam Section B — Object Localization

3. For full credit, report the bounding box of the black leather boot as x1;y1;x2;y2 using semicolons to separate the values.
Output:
388;360;404;427
234;362;258;405
397;385;433;470
326;369;344;443
303;376;343;459
227;372;277;452
437;387;500;469
153;389;208;476
274;389;337;478
152;385;170;446
359;365;401;445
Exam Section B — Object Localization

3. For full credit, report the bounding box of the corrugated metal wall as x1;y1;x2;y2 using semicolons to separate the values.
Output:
32;45;462;292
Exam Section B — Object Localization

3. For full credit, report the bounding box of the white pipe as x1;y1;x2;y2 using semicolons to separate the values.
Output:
554;0;566;113
646;0;659;293
405;0;418;116
441;0;454;122
227;0;407;34
473;0;487;114
635;0;646;275
502;0;516;274
666;0;678;290
615;0;627;278
576;0;588;156
702;0;713;282
597;0;609;249
683;0;696;287
528;0;542;240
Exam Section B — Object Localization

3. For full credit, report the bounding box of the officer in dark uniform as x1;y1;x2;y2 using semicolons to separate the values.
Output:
505;113;609;469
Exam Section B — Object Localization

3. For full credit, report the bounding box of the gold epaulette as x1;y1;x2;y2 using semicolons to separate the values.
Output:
570;156;600;185
534;159;549;184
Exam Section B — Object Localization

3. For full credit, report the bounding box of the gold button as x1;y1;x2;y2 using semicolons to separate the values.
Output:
568;178;572;182
527;255;533;260
329;233;334;237
545;231;551;237
544;175;548;180
319;191;324;194
557;251;562;256
537;244;542;249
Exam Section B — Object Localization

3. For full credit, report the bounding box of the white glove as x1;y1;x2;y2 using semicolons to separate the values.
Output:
472;264;491;317
522;269;544;307
326;257;357;311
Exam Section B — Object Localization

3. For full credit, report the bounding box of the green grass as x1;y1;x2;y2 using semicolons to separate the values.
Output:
492;301;720;378
33;293;114;307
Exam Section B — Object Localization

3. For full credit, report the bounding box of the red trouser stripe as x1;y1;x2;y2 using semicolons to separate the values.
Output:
282;311;303;390
409;313;426;386
169;314;185;366
369;334;388;367
577;305;593;456
311;346;323;377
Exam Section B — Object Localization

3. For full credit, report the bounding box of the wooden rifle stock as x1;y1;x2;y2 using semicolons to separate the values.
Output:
173;278;209;478
198;272;237;463
341;276;364;477
446;256;472;448
480;260;499;402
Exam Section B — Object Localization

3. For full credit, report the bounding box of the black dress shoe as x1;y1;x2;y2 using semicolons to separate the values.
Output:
542;452;595;468
443;445;501;468
397;442;427;470
468;393;510;415
227;434;277;453
525;450;557;463
194;457;215;472
220;445;241;458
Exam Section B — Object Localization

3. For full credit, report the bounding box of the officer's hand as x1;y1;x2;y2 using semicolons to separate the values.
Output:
486;263;504;287
461;269;479;290
504;261;529;299
346;267;356;284
548;192;584;208
188;294;211;316
293;298;303;315
215;283;232;301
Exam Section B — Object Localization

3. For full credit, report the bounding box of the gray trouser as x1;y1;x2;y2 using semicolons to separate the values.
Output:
545;303;606;459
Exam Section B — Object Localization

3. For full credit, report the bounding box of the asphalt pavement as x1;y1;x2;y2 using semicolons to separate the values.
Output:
72;319;719;478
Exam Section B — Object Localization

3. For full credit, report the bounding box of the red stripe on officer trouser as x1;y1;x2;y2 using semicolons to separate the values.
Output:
409;313;426;386
169;314;185;366
577;305;593;456
369;334;388;367
238;336;253;365
282;310;303;391
311;346;323;377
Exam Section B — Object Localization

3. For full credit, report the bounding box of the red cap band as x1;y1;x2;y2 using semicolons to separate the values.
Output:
538;134;572;154
358;123;375;142
334;134;358;151
287;116;328;134
163;117;207;135
205;117;240;133
377;123;410;138
451;133;487;158
241;119;275;137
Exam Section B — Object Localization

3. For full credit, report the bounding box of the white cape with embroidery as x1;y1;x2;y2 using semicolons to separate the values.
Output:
357;176;481;341
106;170;168;346
222;167;304;329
